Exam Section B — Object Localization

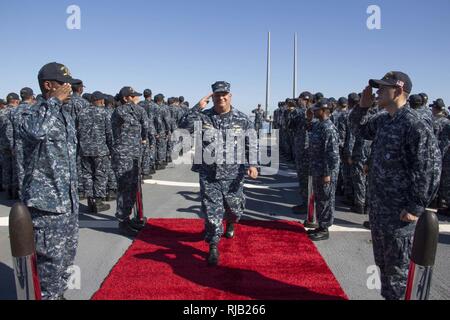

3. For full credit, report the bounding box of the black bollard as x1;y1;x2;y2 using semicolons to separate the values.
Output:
405;210;439;300
9;203;41;300
131;159;147;230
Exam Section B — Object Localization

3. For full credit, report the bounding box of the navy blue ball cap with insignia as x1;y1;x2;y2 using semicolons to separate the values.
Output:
91;91;106;101
299;91;312;100
430;98;446;110
119;86;142;97
143;89;152;97
369;71;412;94
38;62;79;84
6;92;20;101
312;98;331;111
212;81;231;94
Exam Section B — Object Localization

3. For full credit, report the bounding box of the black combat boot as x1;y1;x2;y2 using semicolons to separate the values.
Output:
342;196;354;206
351;203;365;214
87;198;95;212
208;244;219;266
225;222;235;239
149;167;156;174
129;216;148;231
93;198;110;213
106;190;117;201
118;219;140;237
308;227;329;241
156;162;166;170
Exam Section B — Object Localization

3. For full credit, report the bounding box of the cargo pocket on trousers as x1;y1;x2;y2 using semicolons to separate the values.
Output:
34;228;47;258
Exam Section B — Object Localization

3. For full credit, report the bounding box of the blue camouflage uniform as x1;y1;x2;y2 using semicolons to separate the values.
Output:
18;96;79;300
67;93;91;195
138;100;157;175
337;109;354;200
252;107;265;136
138;101;156;176
433;116;450;208
308;118;340;229
167;103;181;160
104;105;117;192
11;101;34;197
0;105;17;192
410;105;434;133
155;102;171;165
350;103;441;300
77;104;113;199
289;106;310;206
331;108;346;194
111;102;149;222
163;103;175;162
179;104;258;246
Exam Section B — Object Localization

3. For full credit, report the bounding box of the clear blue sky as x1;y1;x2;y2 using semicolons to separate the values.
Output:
1;0;449;114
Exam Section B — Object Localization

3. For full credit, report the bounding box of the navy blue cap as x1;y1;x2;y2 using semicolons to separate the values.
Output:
120;87;142;98
20;87;34;99
369;71;412;94
143;89;152;97
409;94;423;107
299;91;312;100
348;93;360;104
38;62;79;85
6;93;20;101
0;99;6;105
314;92;324;101
312;98;331;111
91;91;106;101
338;97;348;106
82;93;92;102
430;99;446;110
212;81;231;94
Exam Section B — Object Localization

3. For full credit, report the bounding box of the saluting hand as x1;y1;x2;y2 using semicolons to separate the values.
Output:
50;83;72;103
247;167;259;180
198;93;213;109
360;85;374;109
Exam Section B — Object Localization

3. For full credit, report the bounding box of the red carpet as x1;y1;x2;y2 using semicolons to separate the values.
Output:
92;219;348;300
